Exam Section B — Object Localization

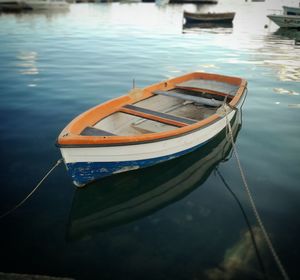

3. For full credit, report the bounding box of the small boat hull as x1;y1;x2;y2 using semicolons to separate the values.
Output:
58;72;247;187
0;1;31;12
184;11;235;24
0;0;69;11
61;108;238;187
64;140;208;187
170;0;217;3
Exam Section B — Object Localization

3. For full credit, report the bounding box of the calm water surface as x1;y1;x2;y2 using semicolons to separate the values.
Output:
0;0;300;279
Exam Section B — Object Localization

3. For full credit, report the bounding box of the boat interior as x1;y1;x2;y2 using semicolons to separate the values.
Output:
81;78;240;136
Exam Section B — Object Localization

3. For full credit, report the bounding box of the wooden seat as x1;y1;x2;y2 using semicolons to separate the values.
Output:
120;104;197;127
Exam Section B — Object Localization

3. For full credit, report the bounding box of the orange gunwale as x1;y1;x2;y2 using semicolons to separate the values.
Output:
58;72;247;146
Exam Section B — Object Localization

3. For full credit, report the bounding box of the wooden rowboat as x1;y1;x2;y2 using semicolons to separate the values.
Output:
183;11;235;24
57;72;247;187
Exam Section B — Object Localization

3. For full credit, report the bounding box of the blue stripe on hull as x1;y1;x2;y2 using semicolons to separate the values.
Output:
66;140;210;187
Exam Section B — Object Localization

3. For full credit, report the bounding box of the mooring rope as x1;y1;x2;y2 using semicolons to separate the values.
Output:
223;106;290;280
0;158;63;220
215;167;268;280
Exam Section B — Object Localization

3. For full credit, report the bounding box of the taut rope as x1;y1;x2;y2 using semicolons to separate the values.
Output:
0;159;63;219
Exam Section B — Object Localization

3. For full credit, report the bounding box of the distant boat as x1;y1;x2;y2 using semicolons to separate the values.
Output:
0;0;68;12
267;5;300;28
24;0;69;10
67;112;242;239
120;0;141;3
267;15;300;28
169;0;217;4
0;0;30;11
184;11;235;24
283;5;300;16
57;72;247;187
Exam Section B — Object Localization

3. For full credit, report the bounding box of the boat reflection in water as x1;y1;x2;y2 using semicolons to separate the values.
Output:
67;111;242;241
182;22;233;34
274;27;300;45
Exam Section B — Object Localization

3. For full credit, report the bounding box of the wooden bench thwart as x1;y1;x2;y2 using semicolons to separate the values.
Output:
120;104;197;127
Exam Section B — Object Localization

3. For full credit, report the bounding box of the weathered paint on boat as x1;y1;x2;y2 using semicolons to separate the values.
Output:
57;72;247;187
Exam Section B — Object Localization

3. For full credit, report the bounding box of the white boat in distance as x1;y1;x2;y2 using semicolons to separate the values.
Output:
283;5;300;16
267;5;300;28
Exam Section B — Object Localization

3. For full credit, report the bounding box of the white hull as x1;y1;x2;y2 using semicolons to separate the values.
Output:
268;14;300;28
60;106;239;186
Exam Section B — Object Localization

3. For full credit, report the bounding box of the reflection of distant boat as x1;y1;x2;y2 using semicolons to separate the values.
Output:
183;22;233;30
67;112;242;240
183;11;235;25
267;5;300;28
274;27;300;38
274;27;300;45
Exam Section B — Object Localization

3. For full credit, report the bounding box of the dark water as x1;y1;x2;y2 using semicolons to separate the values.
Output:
0;0;300;279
